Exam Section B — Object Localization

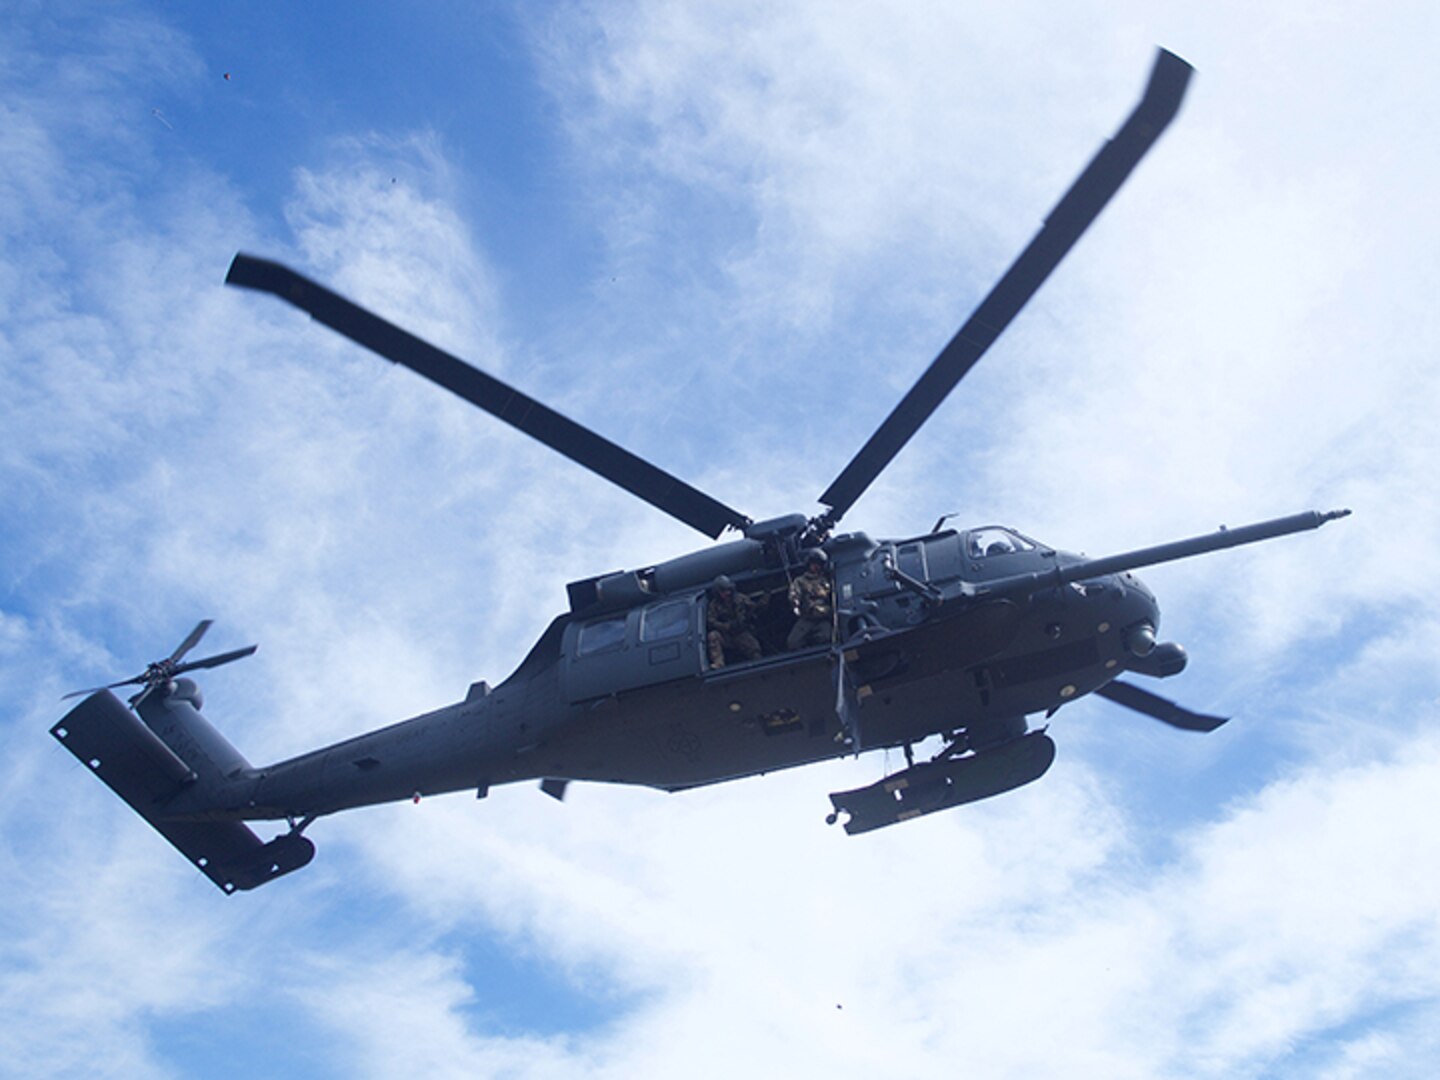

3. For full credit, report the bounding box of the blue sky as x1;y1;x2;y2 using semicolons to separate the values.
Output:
4;1;1439;1077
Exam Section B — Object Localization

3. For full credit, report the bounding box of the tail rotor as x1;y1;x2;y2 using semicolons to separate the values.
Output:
61;620;258;705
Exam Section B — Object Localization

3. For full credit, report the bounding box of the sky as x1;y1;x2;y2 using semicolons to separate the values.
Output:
2;1;1438;1076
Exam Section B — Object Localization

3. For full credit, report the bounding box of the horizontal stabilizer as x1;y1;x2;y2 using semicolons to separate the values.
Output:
52;691;313;893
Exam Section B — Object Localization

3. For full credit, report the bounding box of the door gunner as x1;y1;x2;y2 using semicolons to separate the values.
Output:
787;550;834;650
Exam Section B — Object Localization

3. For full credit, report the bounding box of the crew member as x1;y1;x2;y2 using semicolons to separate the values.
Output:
787;550;834;650
707;575;762;669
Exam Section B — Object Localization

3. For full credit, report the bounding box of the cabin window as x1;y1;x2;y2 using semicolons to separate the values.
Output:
640;600;689;642
577;615;627;656
967;527;1034;559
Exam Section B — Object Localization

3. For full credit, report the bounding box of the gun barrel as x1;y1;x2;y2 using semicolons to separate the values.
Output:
986;509;1350;599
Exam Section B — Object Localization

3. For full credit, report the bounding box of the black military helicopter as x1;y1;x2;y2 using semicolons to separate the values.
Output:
53;49;1346;893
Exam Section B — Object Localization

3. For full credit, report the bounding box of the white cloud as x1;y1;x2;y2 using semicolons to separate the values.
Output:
297;949;579;1080
289;725;1440;1077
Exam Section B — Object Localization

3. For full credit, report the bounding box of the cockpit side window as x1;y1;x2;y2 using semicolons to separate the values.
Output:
967;527;1034;559
576;615;627;656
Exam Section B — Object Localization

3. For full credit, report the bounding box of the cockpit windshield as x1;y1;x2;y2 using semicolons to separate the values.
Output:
966;526;1035;559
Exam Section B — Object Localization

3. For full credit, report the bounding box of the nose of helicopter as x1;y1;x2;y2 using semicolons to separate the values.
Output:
1089;569;1192;678
1088;570;1161;657
1119;570;1158;620
1117;571;1160;653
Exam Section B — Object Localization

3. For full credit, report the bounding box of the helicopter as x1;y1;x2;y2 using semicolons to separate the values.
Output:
52;48;1347;893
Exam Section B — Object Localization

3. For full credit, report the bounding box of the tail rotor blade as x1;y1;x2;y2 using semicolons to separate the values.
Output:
174;644;259;675
1095;679;1227;733
60;674;146;701
168;619;213;663
60;623;256;702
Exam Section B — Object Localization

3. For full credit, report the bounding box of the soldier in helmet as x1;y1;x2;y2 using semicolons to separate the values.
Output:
707;575;763;669
786;549;834;651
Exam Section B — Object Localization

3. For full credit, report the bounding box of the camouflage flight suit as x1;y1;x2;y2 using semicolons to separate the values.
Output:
786;567;834;650
707;590;762;668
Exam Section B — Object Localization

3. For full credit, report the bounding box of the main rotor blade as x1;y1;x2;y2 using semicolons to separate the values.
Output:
1095;679;1227;733
818;48;1193;525
226;256;751;539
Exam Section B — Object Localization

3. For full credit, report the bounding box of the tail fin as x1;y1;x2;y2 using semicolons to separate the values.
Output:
52;689;313;893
